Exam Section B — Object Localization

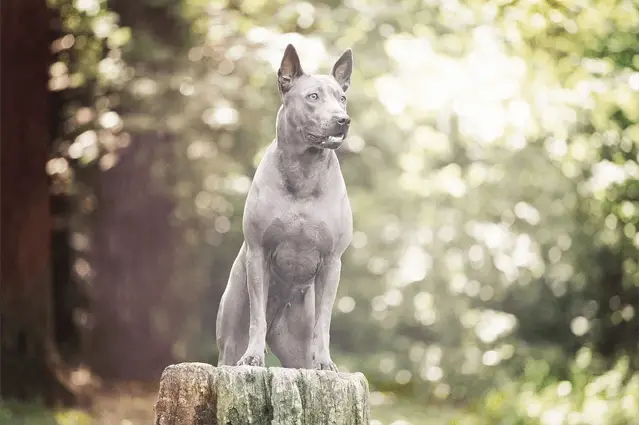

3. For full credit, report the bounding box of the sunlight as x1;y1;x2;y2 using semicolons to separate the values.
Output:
397;245;432;285
92;15;116;38
99;111;122;130
540;406;569;425
69;130;98;160
481;350;500;366
468;221;512;251
422;365;443;382
581;398;610;425
433;164;466;198
571;316;590;336
98;57;123;81
46;158;69;175
589;159;638;193
202;104;239;127
413;291;437;326
380;29;530;145
337;296;356;314
384;35;434;69
512;233;541;269
374;75;406;116
474;310;518;344
257;31;327;74
74;0;100;15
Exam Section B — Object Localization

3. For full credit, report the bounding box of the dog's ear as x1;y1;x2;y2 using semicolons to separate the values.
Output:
278;44;304;95
331;48;353;92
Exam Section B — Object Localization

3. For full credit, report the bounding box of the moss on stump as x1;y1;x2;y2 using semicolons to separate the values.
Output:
154;362;370;425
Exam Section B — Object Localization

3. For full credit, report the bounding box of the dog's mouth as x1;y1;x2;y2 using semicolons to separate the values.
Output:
307;132;346;150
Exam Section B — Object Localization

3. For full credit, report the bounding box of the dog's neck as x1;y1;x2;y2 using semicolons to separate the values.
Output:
275;106;332;198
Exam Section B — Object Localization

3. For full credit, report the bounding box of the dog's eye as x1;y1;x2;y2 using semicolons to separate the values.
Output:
308;93;319;101
340;96;347;103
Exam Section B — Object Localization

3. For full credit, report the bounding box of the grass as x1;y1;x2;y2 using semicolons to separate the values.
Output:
1;395;460;425
0;401;91;425
1;372;461;425
370;394;460;425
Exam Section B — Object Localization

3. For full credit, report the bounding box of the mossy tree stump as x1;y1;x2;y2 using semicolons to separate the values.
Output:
154;362;370;425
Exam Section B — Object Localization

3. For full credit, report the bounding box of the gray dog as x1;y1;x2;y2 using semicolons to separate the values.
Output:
215;44;354;371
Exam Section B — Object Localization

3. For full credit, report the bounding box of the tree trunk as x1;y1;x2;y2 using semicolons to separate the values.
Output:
90;133;179;381
154;363;371;425
0;0;74;405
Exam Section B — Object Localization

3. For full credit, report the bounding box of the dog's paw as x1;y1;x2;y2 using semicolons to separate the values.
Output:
314;359;339;372
237;353;265;367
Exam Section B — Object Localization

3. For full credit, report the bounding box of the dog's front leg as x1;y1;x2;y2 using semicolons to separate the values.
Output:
237;245;269;367
313;256;341;371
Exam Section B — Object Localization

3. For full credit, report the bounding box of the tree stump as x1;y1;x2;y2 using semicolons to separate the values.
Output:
154;362;370;425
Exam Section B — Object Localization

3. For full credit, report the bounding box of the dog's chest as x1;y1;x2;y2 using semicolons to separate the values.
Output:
263;207;335;283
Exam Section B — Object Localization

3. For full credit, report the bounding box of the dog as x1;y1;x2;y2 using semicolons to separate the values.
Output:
215;44;354;371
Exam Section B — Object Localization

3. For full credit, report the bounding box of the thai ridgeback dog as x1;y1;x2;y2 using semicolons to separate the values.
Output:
216;44;354;371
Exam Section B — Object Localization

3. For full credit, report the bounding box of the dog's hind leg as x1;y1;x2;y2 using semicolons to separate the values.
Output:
216;245;250;366
266;284;315;369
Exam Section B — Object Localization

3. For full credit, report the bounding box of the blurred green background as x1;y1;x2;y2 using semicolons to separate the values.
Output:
1;0;638;424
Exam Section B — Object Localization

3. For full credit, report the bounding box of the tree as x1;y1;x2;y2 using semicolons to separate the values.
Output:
0;0;75;405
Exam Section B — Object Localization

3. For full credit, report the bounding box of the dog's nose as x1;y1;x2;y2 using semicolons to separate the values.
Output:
335;115;351;126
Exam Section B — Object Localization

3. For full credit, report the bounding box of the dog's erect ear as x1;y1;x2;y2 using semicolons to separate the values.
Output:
331;48;353;92
278;44;304;95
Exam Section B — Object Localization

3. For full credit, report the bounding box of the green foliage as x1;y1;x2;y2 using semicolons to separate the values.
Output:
45;0;639;419
47;0;131;168
459;353;638;425
46;0;133;314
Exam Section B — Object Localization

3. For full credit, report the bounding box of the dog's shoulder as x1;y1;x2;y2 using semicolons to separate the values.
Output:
241;141;284;238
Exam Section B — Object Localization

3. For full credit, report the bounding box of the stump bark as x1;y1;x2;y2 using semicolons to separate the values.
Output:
154;362;370;425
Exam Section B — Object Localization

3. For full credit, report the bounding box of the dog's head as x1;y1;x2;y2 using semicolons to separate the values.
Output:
277;44;353;150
